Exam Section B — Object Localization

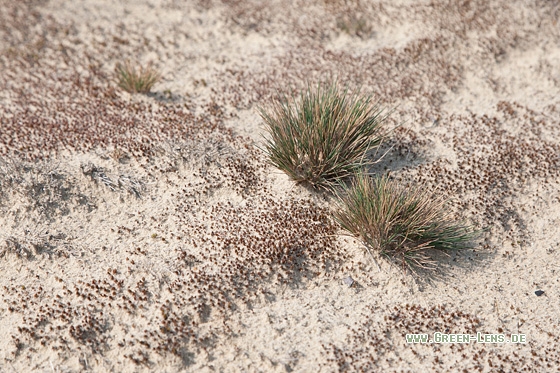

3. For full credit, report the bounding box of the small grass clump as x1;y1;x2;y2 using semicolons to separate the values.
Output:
334;172;478;273
259;82;388;190
115;60;161;94
336;14;372;39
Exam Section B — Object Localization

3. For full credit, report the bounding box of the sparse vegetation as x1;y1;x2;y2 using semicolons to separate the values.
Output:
2;0;560;371
259;82;388;190
336;13;372;38
115;60;161;94
334;172;478;273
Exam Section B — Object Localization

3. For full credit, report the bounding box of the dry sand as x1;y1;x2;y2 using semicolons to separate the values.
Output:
1;0;560;371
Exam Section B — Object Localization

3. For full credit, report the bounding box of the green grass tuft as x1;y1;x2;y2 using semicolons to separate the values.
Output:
115;60;161;94
334;172;479;273
259;82;388;190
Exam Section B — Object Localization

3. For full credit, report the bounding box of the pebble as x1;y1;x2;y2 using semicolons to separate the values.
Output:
343;276;354;287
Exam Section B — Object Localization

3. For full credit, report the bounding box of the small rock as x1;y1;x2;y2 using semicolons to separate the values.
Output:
535;290;545;297
343;276;354;287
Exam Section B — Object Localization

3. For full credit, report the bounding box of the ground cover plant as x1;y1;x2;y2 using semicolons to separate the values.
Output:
2;0;560;371
259;82;388;190
336;13;372;39
115;60;161;94
334;172;478;273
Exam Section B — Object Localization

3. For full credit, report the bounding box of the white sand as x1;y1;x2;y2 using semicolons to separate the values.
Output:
1;0;559;371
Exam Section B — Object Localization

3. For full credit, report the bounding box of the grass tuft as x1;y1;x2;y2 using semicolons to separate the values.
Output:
334;172;478;273
115;60;161;94
336;14;372;38
259;82;388;190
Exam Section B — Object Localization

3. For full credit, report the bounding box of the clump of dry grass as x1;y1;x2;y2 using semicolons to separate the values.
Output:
334;172;478;273
115;60;161;94
81;162;145;198
259;82;388;190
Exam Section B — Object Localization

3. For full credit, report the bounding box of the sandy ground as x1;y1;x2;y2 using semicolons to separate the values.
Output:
1;0;560;372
